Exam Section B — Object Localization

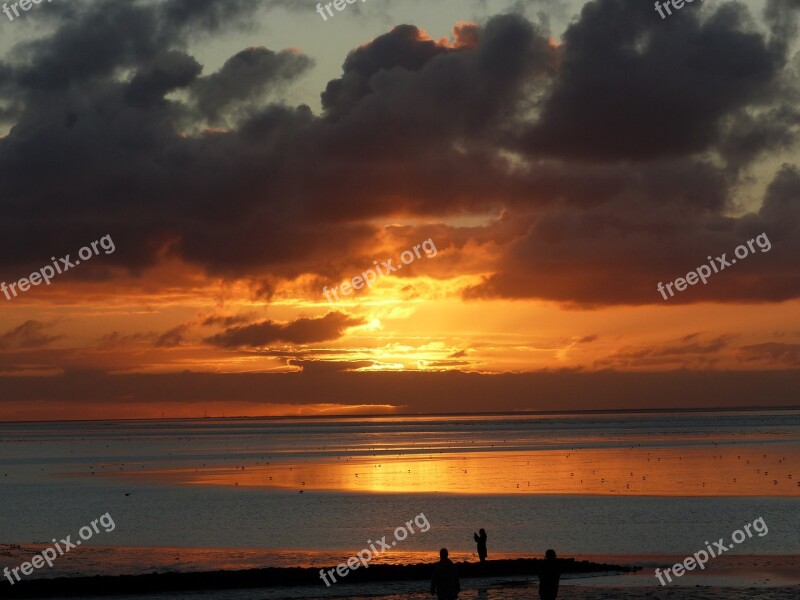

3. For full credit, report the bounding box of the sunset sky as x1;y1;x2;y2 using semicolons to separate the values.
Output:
0;0;799;420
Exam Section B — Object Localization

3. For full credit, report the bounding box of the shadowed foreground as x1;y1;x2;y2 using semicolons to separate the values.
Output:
0;558;636;598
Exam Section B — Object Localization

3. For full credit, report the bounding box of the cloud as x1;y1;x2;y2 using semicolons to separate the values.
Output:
0;1;797;308
518;0;790;160
288;359;376;374
125;50;202;108
0;320;62;349
595;335;732;369
463;159;800;305
739;342;800;367
97;331;159;349
206;312;366;348
1;370;799;417
201;313;255;327
192;47;313;123
156;324;191;347
161;0;263;35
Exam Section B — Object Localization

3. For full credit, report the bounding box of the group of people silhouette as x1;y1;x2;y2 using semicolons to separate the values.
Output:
430;529;560;599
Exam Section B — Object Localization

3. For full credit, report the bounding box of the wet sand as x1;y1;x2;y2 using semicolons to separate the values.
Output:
347;587;800;600
0;556;633;597
1;551;797;599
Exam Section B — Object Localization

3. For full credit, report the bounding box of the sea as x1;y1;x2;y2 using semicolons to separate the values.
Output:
1;409;799;599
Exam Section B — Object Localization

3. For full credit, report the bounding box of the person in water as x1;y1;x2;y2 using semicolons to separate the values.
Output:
473;528;488;562
538;549;561;600
430;548;460;599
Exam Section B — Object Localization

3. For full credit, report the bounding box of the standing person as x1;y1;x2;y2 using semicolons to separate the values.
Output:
430;548;460;600
538;549;561;600
473;528;488;563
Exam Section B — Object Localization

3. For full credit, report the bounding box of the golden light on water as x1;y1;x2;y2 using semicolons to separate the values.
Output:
93;444;799;497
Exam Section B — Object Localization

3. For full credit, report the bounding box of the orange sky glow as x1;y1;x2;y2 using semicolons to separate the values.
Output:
1;4;799;421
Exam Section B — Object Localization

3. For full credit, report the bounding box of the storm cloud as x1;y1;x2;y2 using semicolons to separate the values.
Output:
0;0;797;307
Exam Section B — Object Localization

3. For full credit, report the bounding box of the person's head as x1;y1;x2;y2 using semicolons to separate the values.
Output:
479;528;486;536
439;548;449;560
545;549;556;560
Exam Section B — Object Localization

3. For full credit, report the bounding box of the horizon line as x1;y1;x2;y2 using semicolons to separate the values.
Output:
2;404;798;425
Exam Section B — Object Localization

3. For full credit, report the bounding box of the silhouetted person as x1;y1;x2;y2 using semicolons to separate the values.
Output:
473;528;488;562
430;548;460;599
538;549;560;600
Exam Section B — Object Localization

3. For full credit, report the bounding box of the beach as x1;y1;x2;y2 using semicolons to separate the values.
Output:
1;552;797;599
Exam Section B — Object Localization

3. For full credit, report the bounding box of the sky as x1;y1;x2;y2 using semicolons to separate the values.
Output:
0;0;798;420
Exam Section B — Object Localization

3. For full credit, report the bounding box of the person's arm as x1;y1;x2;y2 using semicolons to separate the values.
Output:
474;533;479;542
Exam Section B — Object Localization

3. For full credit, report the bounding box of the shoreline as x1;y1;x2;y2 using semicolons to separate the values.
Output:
3;406;798;425
0;557;634;598
2;553;799;598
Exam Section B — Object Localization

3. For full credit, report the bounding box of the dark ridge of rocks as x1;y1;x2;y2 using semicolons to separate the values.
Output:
0;557;639;598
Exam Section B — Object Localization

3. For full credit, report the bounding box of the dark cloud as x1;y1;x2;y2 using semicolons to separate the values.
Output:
156;324;191;347
625;336;729;358
1;369;798;412
201;313;254;327
739;342;800;367
0;320;62;349
759;164;800;234
763;0;800;56
716;107;800;170
0;10;555;281
288;360;376;374
206;312;365;348
594;335;731;369
464;158;800;305
97;331;158;349
192;47;313;123
321;24;453;121
0;1;797;307
518;0;791;160
161;0;262;35
125;50;202;108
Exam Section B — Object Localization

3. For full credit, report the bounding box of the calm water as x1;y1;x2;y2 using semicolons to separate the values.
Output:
1;410;799;581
